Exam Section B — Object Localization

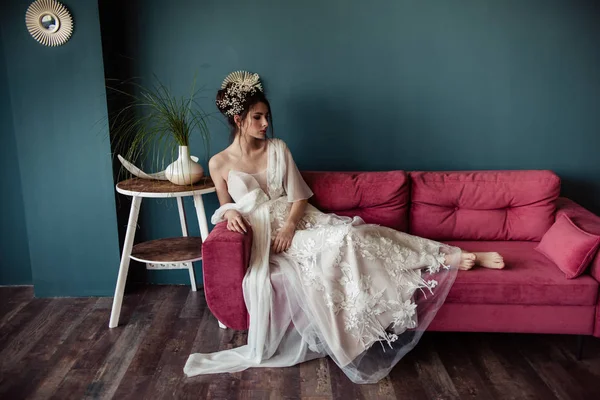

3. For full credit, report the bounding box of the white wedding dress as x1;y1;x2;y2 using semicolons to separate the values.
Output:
184;138;460;384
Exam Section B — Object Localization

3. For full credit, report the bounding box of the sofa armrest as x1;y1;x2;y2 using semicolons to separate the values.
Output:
201;222;252;330
555;197;600;282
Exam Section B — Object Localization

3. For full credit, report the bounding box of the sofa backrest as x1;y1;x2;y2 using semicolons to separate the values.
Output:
409;170;560;241
302;171;409;231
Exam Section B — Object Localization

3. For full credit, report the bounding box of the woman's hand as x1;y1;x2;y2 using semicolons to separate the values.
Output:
272;222;296;253
224;210;248;234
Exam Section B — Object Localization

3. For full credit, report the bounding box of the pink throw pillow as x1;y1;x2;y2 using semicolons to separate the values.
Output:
535;214;600;279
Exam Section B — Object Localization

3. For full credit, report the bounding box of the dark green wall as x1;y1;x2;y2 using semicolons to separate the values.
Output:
0;31;32;285
99;0;600;284
2;0;598;291
0;0;120;295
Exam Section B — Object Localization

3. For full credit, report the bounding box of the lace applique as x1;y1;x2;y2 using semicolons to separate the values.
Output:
267;139;285;200
348;230;447;294
287;223;352;292
287;222;450;347
268;198;292;234
390;300;418;330
320;257;419;347
267;171;283;200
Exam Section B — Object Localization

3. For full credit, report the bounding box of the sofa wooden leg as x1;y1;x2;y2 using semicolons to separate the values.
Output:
576;335;584;360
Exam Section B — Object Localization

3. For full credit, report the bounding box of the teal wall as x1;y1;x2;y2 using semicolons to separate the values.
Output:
0;0;120;295
99;0;600;284
0;32;32;285
1;0;598;291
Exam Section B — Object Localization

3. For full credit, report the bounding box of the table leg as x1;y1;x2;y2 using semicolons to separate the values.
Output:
109;196;142;328
177;197;197;292
176;197;189;236
193;194;210;242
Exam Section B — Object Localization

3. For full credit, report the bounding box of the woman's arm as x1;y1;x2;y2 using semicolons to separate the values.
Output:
272;142;313;253
208;155;247;234
272;199;308;253
286;199;308;228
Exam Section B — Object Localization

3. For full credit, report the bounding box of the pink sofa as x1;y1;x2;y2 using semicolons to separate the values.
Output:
201;170;600;344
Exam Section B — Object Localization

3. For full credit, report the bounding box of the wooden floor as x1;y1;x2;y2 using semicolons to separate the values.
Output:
0;285;599;400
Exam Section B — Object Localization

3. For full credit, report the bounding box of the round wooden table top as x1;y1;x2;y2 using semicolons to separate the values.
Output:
116;177;215;198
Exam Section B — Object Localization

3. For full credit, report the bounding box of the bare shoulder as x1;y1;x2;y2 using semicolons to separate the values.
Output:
208;150;232;181
208;150;226;171
208;149;235;204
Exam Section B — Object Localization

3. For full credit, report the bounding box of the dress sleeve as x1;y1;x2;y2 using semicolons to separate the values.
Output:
283;144;313;202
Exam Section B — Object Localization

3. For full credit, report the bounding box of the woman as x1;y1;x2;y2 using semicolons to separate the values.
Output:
184;71;504;384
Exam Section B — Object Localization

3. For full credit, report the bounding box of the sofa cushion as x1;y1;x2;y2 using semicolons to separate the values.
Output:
409;170;560;241
443;241;598;306
535;214;600;279
555;197;600;284
302;171;409;231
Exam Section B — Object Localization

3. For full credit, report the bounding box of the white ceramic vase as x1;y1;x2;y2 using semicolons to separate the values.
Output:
165;146;204;185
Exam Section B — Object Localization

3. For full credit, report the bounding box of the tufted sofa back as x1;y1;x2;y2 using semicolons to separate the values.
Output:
301;171;410;232
408;171;560;241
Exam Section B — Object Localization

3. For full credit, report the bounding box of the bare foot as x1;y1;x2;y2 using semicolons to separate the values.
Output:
458;252;476;270
473;252;505;269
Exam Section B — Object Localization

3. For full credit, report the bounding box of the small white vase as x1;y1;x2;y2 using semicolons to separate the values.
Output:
165;146;204;185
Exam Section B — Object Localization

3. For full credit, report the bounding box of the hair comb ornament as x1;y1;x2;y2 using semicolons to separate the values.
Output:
216;71;263;116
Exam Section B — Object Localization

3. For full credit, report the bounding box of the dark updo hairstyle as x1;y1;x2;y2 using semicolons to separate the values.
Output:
216;83;274;142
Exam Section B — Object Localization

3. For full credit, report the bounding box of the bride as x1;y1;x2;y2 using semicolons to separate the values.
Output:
184;71;504;384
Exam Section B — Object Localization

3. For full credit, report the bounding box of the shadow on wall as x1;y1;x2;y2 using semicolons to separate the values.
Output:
561;177;600;215
98;0;147;287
